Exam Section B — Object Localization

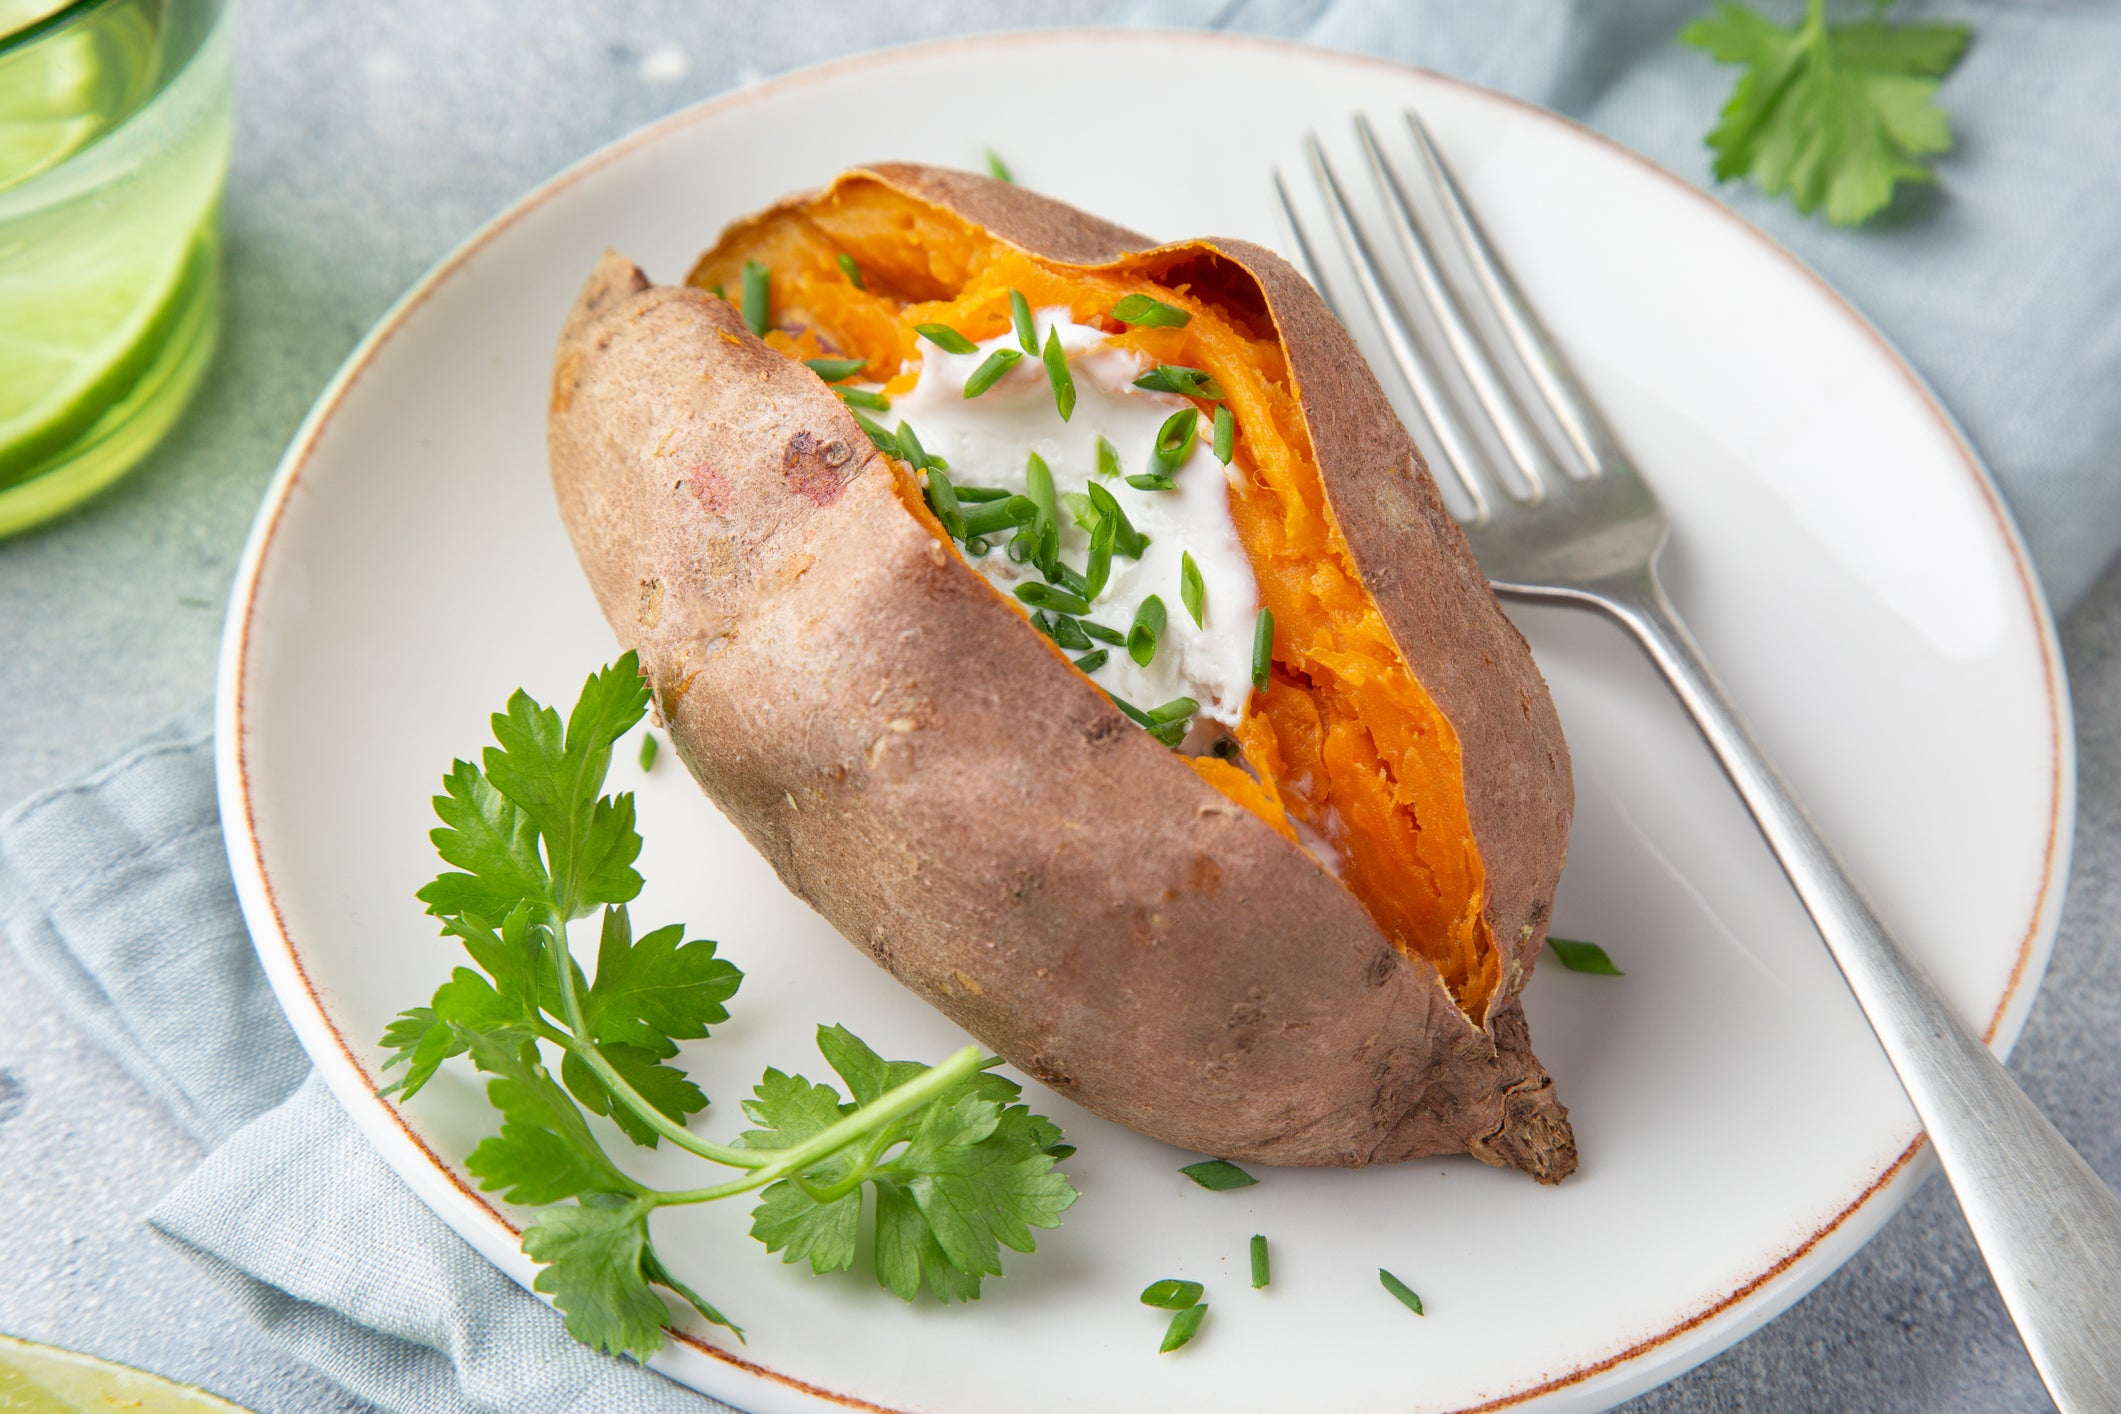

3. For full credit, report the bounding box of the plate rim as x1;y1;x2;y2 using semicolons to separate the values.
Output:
213;26;2076;1413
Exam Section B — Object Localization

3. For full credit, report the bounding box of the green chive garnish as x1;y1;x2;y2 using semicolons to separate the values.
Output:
1085;511;1115;600
960;496;1034;539
1030;610;1060;645
1105;691;1155;728
964;536;991;556
1129;596;1166;668
1051;615;1093;650
1250;1235;1269;1289
805;356;867;383
1180;552;1205;627
1134;364;1224;400
1251;608;1274;693
953;485;1011;503
916;323;978;355
1042;327;1076;421
1086;483;1148;558
1379;1268;1425;1316
1025;452;1060;572
1213;404;1235;464
837;252;864;289
835;386;890;411
1060;490;1096;531
741;260;770;337
895;420;934;470
1140;1279;1204;1311
708;282;725;300
1160;1303;1207;1354
924;467;966;540
1144;696;1198;725
1080;620;1125;646
1016;582;1090;616
1211;737;1242;761
1549;937;1624;976
984;148;1013;183
1050;561;1092;599
1111;293;1191;328
1009;289;1038;356
1072;649;1109;674
1006;531;1036;564
1180;1158;1257;1191
1095;434;1121;479
962;347;1022;398
1152;408;1200;472
848;409;897;454
637;733;658;772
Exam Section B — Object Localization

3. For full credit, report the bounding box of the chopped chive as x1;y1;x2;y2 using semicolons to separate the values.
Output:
836;252;864;289
1179;1158;1257;1191
637;733;659;772
1025;452;1061;572
1548;937;1624;976
1072;649;1109;674
1140;1279;1204;1311
953;485;1011;503
1180;552;1205;627
740;260;771;337
1006;531;1036;564
1144;696;1198;726
1133;364;1224;400
1051;614;1094;650
1159;1303;1207;1354
1111;293;1191;328
1148;720;1188;748
1086;483;1148;558
1049;561;1092;599
916;322;978;355
923;467;966;539
1213;404;1235;464
1009;289;1038;356
960;497;1033;538
964;535;992;556
1250;1234;1269;1289
1060;490;1097;531
1211;736;1242;761
1152;408;1200;472
984;148;1014;183
895;420;935;471
1030;610;1060;644
848;408;898;454
1042;327;1076;421
1125;470;1178;492
1379;1268;1424;1316
1129;595;1166;668
1016;582;1090;616
1045;1143;1076;1160
805;356;867;383
1106;691;1156;728
962;347;1022;398
1095;434;1122;480
1251;608;1274;693
1080;620;1126;646
1085;511;1115;600
834;386;890;411
708;282;725;300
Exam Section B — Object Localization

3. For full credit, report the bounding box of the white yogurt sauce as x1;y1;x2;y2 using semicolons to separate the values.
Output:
885;311;1261;728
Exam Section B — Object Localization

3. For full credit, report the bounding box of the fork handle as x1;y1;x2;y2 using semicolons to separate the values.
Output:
1590;565;2121;1412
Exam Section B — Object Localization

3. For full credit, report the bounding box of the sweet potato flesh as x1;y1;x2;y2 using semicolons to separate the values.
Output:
688;177;1499;1016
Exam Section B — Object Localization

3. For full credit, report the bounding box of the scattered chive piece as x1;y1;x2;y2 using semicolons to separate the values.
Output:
1251;608;1274;693
1211;737;1242;761
953;485;1010;503
1072;649;1109;674
1180;1158;1258;1191
1133;364;1225;400
1009;289;1038;356
960;497;1033;539
925;467;967;539
1379;1268;1424;1316
834;386;890;411
1126;470;1176;492
1046;1143;1076;1161
1144;696;1197;726
964;535;992;556
1180;552;1206;627
984;148;1013;183
1160;1303;1208;1353
895;420;933;470
1213;404;1235;464
1140;1279;1205;1310
1250;1234;1269;1289
1006;531;1036;564
1030;610;1060;644
1049;561;1091;599
1549;937;1624;976
1094;434;1121;480
1110;293;1191;328
1080;620;1126;646
805;356;867;383
1105;691;1155;728
1152;408;1199;473
916;323;978;355
708;282;725;300
1016;582;1090;616
637;733;659;772
848;408;897;454
740;260;770;337
1129;595;1166;668
1086;483;1148;558
836;252;864;289
1025;452;1060;571
962;347;1022;398
1060;490;1096;531
1085;511;1115;600
1042;327;1076;421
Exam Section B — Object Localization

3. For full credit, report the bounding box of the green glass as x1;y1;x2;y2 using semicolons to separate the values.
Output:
0;0;231;537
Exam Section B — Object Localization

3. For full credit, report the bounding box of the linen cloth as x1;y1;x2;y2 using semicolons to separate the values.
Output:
4;2;2120;1412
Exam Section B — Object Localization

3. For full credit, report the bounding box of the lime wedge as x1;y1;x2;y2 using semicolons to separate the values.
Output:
0;19;112;188
0;1335;255;1412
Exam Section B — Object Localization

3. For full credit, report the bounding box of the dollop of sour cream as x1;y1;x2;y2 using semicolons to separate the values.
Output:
885;311;1260;729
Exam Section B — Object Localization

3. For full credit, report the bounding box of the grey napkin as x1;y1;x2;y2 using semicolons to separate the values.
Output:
0;713;730;1414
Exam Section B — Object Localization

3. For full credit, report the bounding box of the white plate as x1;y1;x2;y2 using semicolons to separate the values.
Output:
216;30;2071;1414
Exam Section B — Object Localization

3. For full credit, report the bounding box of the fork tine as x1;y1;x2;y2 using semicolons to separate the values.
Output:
1295;135;1497;524
1269;169;1351;325
1401;108;1621;479
1352;112;1562;499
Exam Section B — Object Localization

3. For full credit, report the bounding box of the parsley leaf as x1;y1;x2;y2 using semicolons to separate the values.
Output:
583;904;743;1050
1682;0;1970;226
522;1194;740;1358
462;1030;640;1206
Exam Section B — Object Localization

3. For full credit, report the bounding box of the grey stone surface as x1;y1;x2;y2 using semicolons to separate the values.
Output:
1;3;2116;1412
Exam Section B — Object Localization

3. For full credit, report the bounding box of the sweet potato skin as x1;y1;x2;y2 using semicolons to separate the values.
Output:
547;167;1576;1179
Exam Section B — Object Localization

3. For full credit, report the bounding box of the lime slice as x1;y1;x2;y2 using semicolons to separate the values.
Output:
0;1335;256;1412
0;20;110;188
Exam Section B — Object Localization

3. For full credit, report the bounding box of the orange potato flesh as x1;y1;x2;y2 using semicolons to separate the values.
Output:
689;182;1498;1016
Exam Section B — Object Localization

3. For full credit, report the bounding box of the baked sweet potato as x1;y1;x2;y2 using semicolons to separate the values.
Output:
547;164;1577;1181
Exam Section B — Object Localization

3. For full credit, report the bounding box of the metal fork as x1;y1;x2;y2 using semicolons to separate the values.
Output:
1277;111;2121;1411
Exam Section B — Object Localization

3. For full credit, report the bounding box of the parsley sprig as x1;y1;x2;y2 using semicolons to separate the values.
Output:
380;656;1078;1358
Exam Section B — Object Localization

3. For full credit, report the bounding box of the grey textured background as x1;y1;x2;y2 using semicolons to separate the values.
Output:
1;2;2115;1411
